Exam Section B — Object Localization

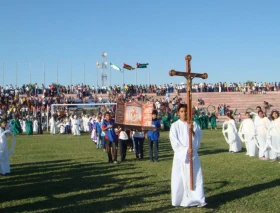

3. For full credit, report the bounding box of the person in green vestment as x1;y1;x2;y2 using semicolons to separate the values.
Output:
193;113;201;128
209;113;218;130
195;107;200;116
205;113;210;129
201;113;206;130
172;112;179;123
171;108;177;118
11;116;22;135
162;114;171;131
25;116;33;135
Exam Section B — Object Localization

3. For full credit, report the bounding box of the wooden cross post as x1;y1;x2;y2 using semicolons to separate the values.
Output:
169;55;208;190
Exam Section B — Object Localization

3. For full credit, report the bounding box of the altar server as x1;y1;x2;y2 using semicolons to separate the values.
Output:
238;112;258;157
169;104;206;208
267;110;280;161
223;112;242;153
255;110;270;159
0;120;16;175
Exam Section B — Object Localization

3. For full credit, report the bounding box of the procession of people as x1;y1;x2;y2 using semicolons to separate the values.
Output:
222;106;280;162
1;81;280;211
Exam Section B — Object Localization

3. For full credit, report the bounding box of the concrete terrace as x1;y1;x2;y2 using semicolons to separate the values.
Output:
34;91;280;121
167;91;280;121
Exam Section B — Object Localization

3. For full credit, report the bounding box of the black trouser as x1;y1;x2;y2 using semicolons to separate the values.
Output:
65;125;71;134
148;139;159;161
106;139;118;162
119;139;128;161
134;137;144;159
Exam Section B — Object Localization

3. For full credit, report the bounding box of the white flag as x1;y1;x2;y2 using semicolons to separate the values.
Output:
110;63;122;72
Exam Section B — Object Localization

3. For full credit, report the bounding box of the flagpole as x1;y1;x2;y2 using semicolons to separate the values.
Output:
16;61;18;87
145;67;147;85
160;61;163;86
146;63;148;85
148;63;150;85
122;70;124;87
110;66;111;87
84;61;86;85
56;60;58;84
30;62;32;84
43;61;45;87
70;61;72;86
136;67;137;85
96;66;98;88
173;62;175;89
2;61;4;87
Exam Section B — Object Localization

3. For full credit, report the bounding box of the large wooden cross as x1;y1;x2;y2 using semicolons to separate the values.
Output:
169;55;208;190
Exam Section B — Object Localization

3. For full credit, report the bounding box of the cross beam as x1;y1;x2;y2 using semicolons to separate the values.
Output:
169;55;208;191
169;70;208;79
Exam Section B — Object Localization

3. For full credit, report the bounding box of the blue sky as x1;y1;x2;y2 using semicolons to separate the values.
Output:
0;0;279;87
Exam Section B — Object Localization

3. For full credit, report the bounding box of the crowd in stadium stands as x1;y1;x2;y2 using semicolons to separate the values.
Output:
0;81;279;122
1;81;280;96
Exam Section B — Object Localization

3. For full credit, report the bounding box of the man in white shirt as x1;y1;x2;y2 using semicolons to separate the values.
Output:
155;100;161;110
117;127;129;161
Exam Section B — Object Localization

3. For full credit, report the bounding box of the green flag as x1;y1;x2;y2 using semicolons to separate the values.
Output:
136;63;149;68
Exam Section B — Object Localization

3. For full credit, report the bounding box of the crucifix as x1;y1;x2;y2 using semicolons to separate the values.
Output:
169;55;208;190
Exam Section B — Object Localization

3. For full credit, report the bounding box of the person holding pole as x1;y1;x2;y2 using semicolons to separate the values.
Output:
169;104;206;208
168;55;208;208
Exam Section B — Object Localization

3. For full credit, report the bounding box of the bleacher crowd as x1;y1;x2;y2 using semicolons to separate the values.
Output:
0;80;279;123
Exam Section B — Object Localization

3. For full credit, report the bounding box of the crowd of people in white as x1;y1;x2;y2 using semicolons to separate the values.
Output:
48;114;94;136
222;106;280;161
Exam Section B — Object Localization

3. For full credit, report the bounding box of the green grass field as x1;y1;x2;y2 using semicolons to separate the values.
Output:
1;129;279;213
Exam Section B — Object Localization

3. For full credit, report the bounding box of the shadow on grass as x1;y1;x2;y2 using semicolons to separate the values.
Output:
0;159;170;213
204;181;229;193
207;178;280;209
199;148;229;156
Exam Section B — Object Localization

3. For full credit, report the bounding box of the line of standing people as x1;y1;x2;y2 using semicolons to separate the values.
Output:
91;110;161;164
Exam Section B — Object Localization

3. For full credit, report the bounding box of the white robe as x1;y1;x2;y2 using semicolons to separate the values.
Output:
33;120;38;132
267;117;280;160
255;117;270;158
70;117;74;133
72;119;81;136
81;116;85;132
84;117;89;132
21;120;26;133
49;117;57;134
55;121;61;134
250;112;261;127
169;120;205;207
60;124;65;134
226;119;242;152
79;118;84;132
6;121;13;132
239;119;258;157
0;129;11;174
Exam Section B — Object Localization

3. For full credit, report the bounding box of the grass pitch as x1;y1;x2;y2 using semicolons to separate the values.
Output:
0;129;279;213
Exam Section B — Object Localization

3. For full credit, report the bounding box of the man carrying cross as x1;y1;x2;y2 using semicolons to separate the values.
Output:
169;55;207;208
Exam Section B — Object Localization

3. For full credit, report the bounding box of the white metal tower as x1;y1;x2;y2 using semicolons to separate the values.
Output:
101;52;108;86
